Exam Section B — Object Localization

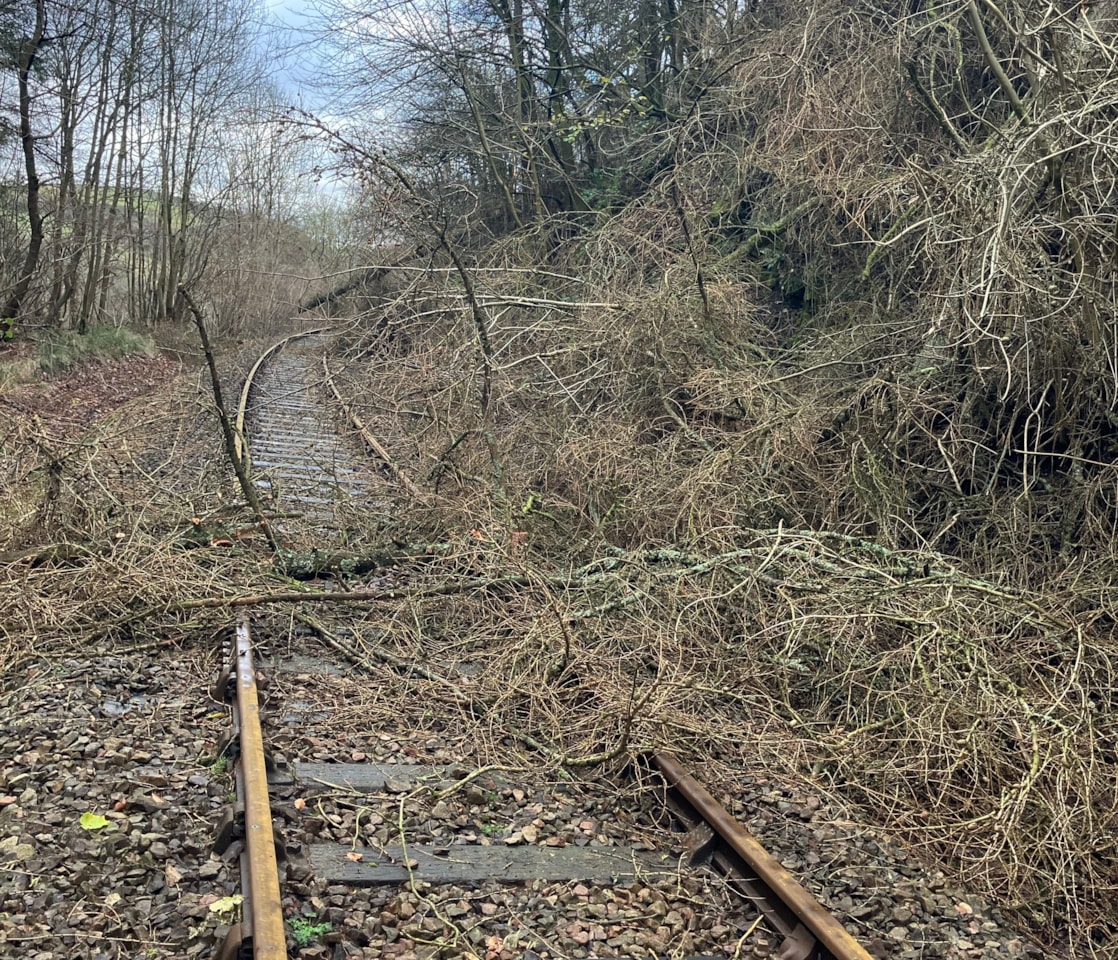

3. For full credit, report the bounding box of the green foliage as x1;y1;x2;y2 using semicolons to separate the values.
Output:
581;169;627;212
288;917;332;947
36;325;156;375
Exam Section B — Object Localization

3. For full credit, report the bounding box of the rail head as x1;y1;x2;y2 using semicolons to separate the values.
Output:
213;621;286;960
650;751;873;960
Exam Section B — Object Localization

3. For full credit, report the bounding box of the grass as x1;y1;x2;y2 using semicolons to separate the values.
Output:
0;353;38;390
35;325;156;375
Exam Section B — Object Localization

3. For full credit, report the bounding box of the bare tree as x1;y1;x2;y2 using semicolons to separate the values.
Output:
1;0;46;334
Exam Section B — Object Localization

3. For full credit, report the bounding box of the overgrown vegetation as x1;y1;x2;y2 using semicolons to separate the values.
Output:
288;917;333;948
305;0;1118;954
35;325;156;375
5;0;1118;957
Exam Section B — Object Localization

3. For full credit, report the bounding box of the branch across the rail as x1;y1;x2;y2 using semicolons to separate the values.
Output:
97;531;1075;638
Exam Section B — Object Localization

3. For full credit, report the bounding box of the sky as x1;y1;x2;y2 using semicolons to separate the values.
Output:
259;0;326;107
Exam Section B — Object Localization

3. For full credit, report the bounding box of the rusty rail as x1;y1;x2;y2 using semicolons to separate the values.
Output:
650;752;873;960
213;621;285;960
234;327;332;464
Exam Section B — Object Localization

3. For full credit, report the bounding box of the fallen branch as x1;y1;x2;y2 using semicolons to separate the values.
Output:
321;354;423;498
179;284;279;553
273;542;447;579
0;542;94;565
295;611;468;700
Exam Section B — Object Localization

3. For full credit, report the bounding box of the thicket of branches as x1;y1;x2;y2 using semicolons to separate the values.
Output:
315;0;1118;564
6;0;1118;953
311;0;1118;953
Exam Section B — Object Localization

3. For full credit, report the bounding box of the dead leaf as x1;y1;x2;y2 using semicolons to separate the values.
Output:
79;812;110;830
209;894;243;917
165;863;182;887
345;852;363;862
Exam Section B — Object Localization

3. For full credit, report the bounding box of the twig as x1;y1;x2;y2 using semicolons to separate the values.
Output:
179;284;279;553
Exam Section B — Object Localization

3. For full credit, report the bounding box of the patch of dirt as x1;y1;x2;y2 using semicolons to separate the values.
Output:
0;352;181;441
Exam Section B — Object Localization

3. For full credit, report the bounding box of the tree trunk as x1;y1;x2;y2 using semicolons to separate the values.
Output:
1;0;48;334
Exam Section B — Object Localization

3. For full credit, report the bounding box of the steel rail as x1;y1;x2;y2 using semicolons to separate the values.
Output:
651;752;873;960
214;621;285;960
234;327;333;464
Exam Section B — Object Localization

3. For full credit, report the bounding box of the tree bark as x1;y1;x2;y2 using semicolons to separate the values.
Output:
179;283;280;552
1;0;48;334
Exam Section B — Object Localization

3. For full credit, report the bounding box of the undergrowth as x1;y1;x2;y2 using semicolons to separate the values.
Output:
35;325;157;375
5;2;1118;957
318;2;1118;950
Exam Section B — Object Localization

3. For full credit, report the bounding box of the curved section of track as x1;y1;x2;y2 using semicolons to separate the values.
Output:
237;330;376;534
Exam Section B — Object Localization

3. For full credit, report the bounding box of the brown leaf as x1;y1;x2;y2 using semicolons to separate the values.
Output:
345;852;363;862
165;863;182;887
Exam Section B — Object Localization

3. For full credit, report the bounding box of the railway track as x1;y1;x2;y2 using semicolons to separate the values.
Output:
0;324;1038;960
213;333;877;960
233;329;379;539
213;618;873;960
